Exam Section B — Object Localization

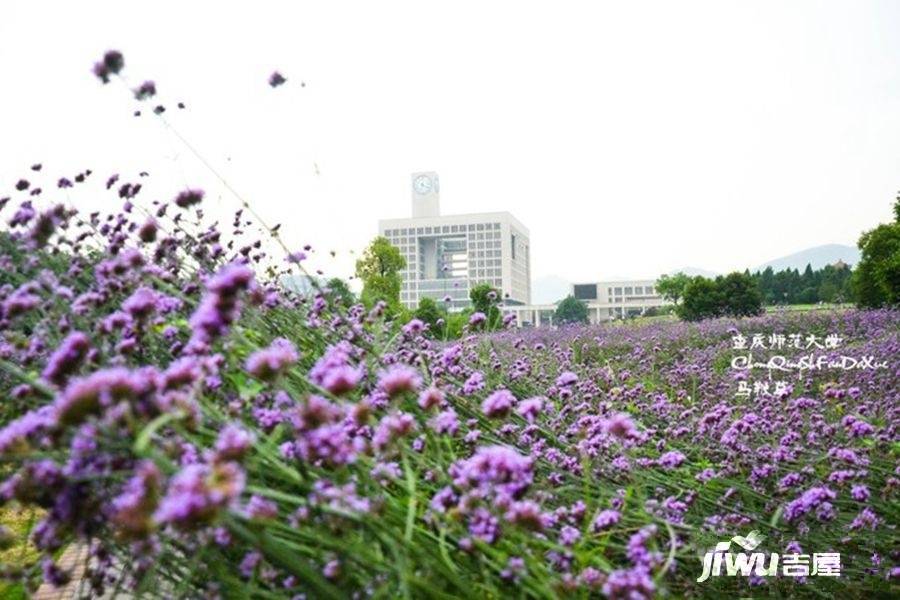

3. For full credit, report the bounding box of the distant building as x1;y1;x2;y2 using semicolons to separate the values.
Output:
504;279;670;327
280;274;319;296
379;172;531;310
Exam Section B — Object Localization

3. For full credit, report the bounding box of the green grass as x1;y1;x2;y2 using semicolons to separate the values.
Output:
764;303;853;313
0;505;42;599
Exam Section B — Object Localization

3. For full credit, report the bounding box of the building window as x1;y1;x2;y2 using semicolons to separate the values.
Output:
511;234;517;260
573;284;598;300
614;287;622;295
624;287;633;295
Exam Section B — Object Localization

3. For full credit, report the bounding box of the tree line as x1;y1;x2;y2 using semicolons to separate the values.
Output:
656;194;900;320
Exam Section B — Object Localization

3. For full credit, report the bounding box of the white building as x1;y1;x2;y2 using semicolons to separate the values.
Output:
379;172;531;310
504;279;670;326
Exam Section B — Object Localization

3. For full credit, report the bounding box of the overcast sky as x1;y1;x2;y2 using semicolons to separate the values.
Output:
2;1;899;284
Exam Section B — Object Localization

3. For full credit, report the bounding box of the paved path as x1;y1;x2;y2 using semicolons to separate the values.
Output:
33;544;92;599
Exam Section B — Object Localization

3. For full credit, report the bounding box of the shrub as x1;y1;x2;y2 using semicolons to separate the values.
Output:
554;295;589;324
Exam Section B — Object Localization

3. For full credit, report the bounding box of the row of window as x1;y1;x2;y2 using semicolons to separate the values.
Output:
574;284;657;301
384;222;502;237
610;285;655;296
390;237;500;252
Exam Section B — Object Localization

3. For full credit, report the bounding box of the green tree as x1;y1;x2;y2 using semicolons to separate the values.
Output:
443;310;470;339
325;277;356;307
677;276;722;321
655;272;691;305
717;272;763;317
853;218;900;307
554;295;589;325
852;194;900;308
355;237;406;312
676;272;762;321
469;283;502;330
414;297;444;333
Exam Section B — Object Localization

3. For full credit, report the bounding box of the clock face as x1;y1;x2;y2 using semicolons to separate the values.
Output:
413;175;433;195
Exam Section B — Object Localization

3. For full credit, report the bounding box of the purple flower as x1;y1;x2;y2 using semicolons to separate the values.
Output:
154;462;245;529
462;371;485;395
372;412;416;452
174;189;204;208
468;312;487;327
138;218;158;243
93;50;124;83
849;506;880;530
122;287;160;320
245;495;279;520
309;343;364;395
602;566;655;600
54;367;153;426
555;371;578;387
593;509;621;531
430;486;457;513
450;445;533;499
0;406;55;455
186;263;255;352
559;525;581;546
110;461;162;539
245;338;298;381
41;332;91;386
402;319;426;336
377;364;422;397
851;484;870;502
784;486;837;522
482;389;516;418
504;500;547;530
239;550;261;578
430;409;460;435
215;424;255;461
134;80;157;100
657;451;686;470
604;413;638;440
515;396;544;422
323;559;340;580
500;556;526;582
417;386;444;410
269;71;287;87
2;290;41;319
468;507;499;543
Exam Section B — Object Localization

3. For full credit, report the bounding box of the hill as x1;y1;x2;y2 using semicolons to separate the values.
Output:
753;243;859;272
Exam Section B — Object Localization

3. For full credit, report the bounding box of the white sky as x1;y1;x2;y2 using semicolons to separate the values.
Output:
2;1;899;284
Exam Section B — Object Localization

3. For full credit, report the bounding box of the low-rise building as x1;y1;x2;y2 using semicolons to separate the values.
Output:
503;279;670;326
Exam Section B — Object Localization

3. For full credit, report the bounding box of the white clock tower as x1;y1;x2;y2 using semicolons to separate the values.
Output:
411;171;440;218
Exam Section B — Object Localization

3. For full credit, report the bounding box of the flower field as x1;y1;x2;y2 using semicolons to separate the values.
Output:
0;180;897;599
0;50;897;600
